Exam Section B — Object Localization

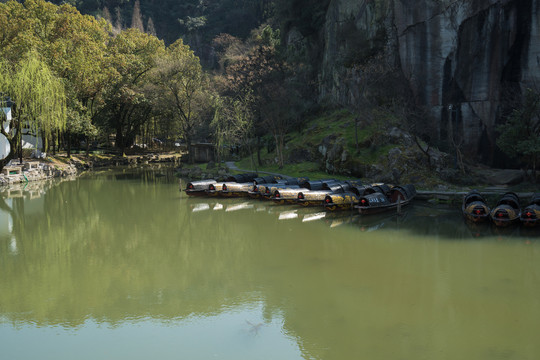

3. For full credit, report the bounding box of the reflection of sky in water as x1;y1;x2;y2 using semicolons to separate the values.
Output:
0;302;302;360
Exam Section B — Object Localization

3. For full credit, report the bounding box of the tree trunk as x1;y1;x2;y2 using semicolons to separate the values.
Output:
257;136;262;166
42;134;48;154
116;125;125;156
67;134;71;158
17;118;22;164
413;135;431;170
51;131;56;155
186;133;193;164
58;129;63;152
274;133;284;169
355;117;359;152
86;135;90;156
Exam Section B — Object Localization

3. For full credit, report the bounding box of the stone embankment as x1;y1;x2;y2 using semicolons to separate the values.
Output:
0;153;182;187
0;161;77;186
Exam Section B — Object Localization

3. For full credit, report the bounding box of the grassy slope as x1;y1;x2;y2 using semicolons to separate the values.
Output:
235;108;397;180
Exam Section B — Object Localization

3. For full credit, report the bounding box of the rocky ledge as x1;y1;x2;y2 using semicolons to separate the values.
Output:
0;153;182;187
0;161;77;186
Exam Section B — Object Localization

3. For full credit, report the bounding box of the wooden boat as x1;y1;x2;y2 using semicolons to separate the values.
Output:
271;179;335;204
196;173;258;197
254;177;309;200
489;192;521;227
252;179;292;199
264;184;301;201
215;173;260;197
273;187;304;204
324;191;361;211
185;179;217;196
221;175;305;198
220;182;255;197
462;190;490;223
322;185;378;211
520;193;540;227
355;184;416;215
247;176;284;199
296;181;359;207
206;182;225;196
261;178;308;199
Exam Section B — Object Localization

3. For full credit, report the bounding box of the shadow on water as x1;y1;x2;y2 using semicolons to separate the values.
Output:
185;196;540;241
321;202;539;240
345;201;539;240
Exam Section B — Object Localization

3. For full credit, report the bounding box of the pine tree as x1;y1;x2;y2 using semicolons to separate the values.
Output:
147;17;157;37
101;6;112;24
114;7;123;33
131;0;145;32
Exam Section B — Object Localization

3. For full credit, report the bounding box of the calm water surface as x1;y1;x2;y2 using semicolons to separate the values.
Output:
1;166;539;360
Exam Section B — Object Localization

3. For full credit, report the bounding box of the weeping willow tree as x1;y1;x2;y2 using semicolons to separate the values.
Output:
211;93;254;164
0;52;66;170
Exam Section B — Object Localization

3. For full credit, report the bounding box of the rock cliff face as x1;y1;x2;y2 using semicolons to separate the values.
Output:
303;0;539;165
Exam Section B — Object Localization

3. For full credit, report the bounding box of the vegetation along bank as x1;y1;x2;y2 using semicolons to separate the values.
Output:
0;0;538;189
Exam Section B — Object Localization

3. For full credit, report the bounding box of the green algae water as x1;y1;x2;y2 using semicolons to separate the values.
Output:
1;166;539;360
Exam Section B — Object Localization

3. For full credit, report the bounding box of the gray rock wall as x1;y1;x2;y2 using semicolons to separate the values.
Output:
309;0;538;165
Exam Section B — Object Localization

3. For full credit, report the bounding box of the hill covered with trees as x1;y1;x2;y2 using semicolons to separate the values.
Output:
1;0;539;183
47;0;277;65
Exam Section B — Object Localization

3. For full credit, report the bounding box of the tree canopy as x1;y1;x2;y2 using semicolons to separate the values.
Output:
497;88;540;181
0;51;66;165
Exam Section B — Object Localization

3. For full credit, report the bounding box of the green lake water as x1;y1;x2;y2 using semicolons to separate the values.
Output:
1;166;539;360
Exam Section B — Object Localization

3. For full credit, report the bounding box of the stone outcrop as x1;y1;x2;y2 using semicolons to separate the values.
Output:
0;161;77;186
292;0;539;166
0;154;182;187
314;126;451;184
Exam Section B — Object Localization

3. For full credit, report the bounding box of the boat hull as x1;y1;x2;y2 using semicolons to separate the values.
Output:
355;185;416;215
357;198;413;214
324;192;361;211
520;194;540;227
185;190;209;196
489;192;521;227
462;191;491;223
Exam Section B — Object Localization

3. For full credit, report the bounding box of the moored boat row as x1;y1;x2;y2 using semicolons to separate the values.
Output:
184;173;417;215
462;190;540;227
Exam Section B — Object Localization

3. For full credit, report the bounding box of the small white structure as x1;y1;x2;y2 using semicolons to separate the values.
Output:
1;106;44;160
1;107;10;160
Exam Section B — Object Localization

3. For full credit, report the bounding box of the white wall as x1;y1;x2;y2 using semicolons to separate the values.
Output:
1;107;43;159
22;133;42;150
1;107;11;160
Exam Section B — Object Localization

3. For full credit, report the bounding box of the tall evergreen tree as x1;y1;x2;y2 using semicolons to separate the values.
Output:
147;17;156;36
101;6;112;24
114;7;123;33
131;0;144;32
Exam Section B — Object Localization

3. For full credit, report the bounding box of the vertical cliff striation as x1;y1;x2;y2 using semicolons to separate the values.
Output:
302;0;539;165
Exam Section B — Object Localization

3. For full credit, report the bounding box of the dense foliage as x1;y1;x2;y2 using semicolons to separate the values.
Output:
497;88;540;181
47;0;275;55
0;0;310;170
0;0;210;166
2;0;537;178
